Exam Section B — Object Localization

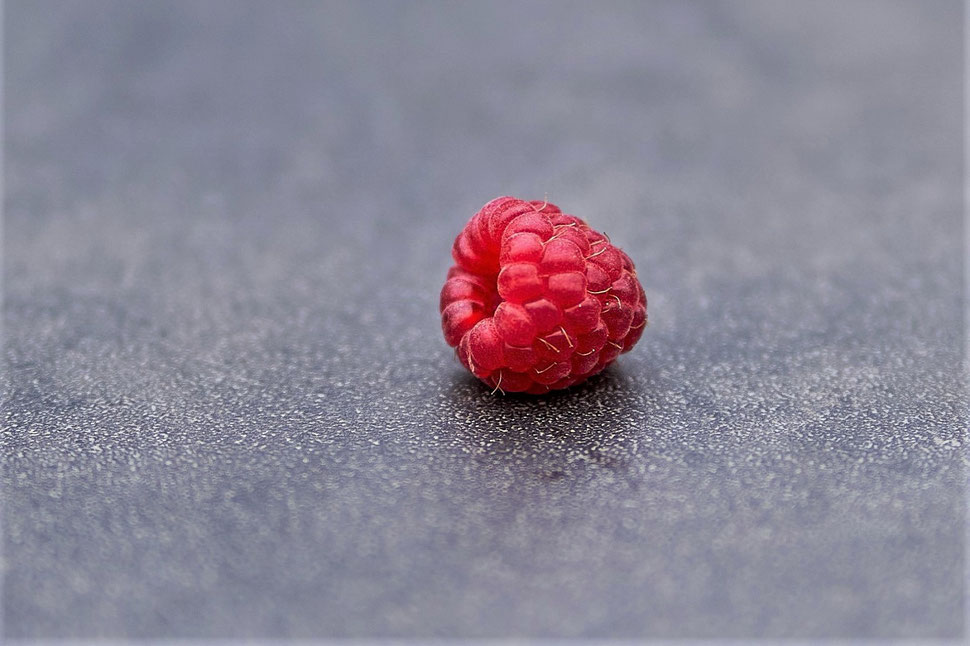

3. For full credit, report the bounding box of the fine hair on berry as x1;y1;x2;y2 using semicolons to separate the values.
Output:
440;196;647;394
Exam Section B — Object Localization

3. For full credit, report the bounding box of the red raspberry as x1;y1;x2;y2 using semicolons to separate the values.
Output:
440;196;647;394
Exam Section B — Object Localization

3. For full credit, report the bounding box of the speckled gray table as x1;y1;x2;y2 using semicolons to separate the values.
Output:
2;0;965;640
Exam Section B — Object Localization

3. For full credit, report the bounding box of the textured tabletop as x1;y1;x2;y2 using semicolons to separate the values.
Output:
2;0;966;639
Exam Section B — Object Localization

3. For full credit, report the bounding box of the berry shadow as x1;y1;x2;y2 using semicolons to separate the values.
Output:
442;363;662;483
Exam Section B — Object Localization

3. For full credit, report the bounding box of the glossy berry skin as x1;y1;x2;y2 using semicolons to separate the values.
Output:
440;196;647;394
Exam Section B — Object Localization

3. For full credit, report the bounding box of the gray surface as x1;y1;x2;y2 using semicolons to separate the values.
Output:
2;0;965;639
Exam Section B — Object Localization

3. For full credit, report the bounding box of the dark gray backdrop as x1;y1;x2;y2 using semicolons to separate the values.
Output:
3;0;965;639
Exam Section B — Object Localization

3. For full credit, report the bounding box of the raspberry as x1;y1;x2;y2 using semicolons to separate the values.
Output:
440;196;647;394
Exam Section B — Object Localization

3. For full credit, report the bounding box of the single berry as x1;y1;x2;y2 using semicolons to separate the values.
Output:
440;196;647;394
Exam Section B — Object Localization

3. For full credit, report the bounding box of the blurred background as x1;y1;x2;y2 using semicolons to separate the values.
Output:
3;0;965;639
